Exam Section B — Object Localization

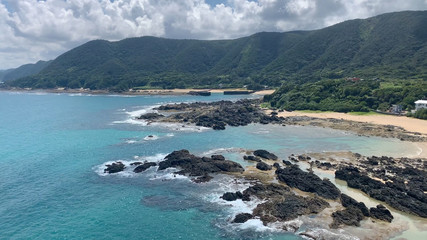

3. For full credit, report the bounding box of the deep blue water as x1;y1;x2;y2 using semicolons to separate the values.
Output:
0;91;417;239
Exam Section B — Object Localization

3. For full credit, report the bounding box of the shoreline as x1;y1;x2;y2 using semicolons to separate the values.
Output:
271;110;427;159
274;110;427;135
0;88;276;96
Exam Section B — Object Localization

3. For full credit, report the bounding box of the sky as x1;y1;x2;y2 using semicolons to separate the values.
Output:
0;0;426;69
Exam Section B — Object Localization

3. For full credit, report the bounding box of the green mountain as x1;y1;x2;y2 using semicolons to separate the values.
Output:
1;60;52;82
8;11;427;91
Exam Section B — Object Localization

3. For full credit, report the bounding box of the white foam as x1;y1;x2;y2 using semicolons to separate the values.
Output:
150;122;210;132
166;133;175;137
237;219;276;232
93;160;140;177
125;140;138;144
143;135;159;141
112;119;148;126
203;147;245;156
148;168;190;181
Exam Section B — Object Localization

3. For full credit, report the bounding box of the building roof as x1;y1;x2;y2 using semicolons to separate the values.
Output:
415;100;427;104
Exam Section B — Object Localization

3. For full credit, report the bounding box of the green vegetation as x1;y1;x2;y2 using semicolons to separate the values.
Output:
7;11;427;91
0;60;52;82
265;79;427;113
407;109;427;120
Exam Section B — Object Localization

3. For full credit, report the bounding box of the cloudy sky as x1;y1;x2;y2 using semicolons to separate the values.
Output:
1;0;426;69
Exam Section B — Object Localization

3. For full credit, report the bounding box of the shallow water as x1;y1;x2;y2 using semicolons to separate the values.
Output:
0;91;424;239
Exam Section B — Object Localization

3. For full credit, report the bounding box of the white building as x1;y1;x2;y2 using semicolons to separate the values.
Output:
415;100;427;111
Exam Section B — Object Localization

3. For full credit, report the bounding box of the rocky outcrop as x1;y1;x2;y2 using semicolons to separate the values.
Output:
256;162;272;171
335;166;427;218
192;174;213;183
134;162;157;173
253;149;278;160
340;194;369;217
104;162;125;173
151;99;283;130
253;194;330;223
331;207;365;228
276;165;340;199
137;113;164;120
223;183;331;225
232;213;253;223
221;191;244;201
243;155;261;162
370;205;393;222
157;150;244;177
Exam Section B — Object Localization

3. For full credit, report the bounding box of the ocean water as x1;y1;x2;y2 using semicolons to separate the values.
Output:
0;91;421;240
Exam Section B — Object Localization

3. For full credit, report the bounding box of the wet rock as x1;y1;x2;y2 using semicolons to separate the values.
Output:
232;213;253;223
221;191;243;201
134;162;157;173
340;194;370;217
137;112;164;120
253;149;278;160
192;174;213;183
253;194;330;222
335;166;427;218
330;207;364;228
273;163;281;169
276;165;340;199
211;155;225;161
243;155;262;162
158;150;244;176
282;160;293;166
242;183;291;200
130;162;142;166
370;205;393;222
104;162;125;173
256;162;272;171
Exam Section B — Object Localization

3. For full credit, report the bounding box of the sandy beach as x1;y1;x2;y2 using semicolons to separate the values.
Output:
274;110;427;158
275;110;427;135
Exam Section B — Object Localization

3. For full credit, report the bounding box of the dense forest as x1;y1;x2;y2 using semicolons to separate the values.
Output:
7;11;427;92
264;79;427;112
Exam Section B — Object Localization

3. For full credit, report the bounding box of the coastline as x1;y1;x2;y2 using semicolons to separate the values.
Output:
271;110;427;159
0;88;276;96
274;110;427;135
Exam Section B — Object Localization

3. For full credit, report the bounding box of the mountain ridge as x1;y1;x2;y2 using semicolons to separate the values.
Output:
8;10;427;90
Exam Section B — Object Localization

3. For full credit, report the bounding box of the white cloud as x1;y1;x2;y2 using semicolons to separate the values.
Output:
0;0;426;69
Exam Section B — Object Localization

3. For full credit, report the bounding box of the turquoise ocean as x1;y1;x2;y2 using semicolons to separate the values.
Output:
0;91;420;239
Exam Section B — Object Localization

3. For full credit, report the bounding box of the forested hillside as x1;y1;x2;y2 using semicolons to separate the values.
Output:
8;11;427;91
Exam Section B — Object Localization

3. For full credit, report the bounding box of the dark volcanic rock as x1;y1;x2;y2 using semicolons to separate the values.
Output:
134;162;157;173
137;112;164;120
253;195;330;222
253;149;278;160
282;160;293;166
335;166;427;218
104;162;125;173
340;194;370;217
276;165;340;199
331;207;365;228
192;174;213;183
242;183;291;200
158;149;244;176
232;213;253;223
243;155;262;162
211;155;225;161
256;162;272;171
370;205;393;222
221;191;243;201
